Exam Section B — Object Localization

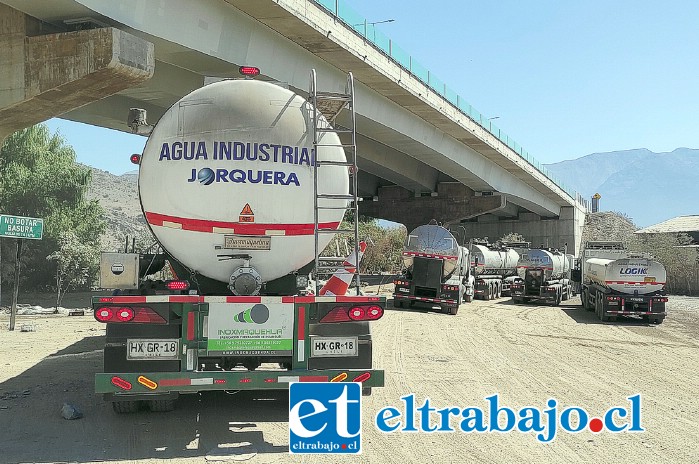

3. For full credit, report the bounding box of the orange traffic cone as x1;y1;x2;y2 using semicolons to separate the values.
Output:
319;241;368;296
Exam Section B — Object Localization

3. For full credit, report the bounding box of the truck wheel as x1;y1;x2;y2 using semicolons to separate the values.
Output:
650;316;665;324
362;387;372;396
449;306;459;315
393;299;402;309
112;400;140;413
512;297;522;304
148;399;176;412
582;290;589;310
465;294;473;303
554;292;562;306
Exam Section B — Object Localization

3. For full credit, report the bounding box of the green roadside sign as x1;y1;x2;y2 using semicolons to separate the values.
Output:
0;214;44;240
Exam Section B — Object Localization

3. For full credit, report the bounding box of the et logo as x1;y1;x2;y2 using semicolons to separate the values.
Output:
289;383;362;454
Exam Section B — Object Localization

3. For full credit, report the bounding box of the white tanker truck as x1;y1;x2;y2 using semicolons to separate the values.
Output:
576;241;668;323
471;242;522;300
91;72;386;412
393;224;474;315
511;247;574;306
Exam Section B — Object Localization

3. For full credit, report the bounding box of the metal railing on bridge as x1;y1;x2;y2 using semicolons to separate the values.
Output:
313;0;588;211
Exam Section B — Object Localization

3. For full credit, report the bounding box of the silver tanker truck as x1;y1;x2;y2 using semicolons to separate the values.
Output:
511;247;574;306
393;224;474;315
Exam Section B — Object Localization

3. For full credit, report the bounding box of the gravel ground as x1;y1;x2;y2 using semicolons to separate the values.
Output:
0;293;697;463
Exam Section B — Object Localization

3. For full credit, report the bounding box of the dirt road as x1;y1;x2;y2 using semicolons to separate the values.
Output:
1;295;698;463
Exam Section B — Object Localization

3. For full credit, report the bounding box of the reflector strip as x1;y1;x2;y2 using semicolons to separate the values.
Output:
99;295;386;304
159;379;190;387
170;296;199;303
278;376;299;383
298;340;305;362
298;306;306;339
301;376;329;382
225;296;261;303
187;312;195;341
331;373;348;382
190;378;214;385
145;212;340;236
137;376;158;390
214;379;226;384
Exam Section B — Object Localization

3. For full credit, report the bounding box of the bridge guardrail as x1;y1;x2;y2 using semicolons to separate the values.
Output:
313;0;588;211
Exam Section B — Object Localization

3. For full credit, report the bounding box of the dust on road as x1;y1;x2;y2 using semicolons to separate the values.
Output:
1;295;697;463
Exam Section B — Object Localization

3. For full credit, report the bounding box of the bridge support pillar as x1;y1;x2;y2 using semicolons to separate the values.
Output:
0;3;154;143
453;206;586;255
359;183;505;233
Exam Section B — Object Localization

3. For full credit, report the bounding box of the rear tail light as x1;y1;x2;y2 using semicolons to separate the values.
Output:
320;305;385;323
366;305;383;320
442;285;458;291
94;306;166;324
95;307;114;322
606;296;620;301
111;376;132;391
654;297;668;302
353;372;371;382
166;280;190;291
115;307;135;322
348;306;365;320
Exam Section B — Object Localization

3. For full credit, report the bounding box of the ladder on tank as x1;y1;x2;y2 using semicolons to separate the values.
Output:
309;69;361;295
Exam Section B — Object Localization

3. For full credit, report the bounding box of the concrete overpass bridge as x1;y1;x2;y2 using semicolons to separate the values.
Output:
0;0;587;252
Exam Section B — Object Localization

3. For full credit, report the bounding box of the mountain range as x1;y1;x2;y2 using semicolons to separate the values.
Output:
544;148;698;227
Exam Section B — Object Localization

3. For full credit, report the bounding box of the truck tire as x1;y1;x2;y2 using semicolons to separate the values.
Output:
112;400;140;413
650;315;665;324
465;294;473;303
362;387;372;396
512;297;522;304
599;295;610;321
148;399;176;412
553;292;562;306
582;290;589;310
449;306;459;315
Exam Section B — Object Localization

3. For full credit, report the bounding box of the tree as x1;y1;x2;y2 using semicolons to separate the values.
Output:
321;217;407;273
0;124;105;292
47;232;97;310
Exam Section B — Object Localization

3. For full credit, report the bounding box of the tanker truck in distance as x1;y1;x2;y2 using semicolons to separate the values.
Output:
576;241;668;323
511;247;574;306
393;224;474;315
471;241;522;300
92;71;386;413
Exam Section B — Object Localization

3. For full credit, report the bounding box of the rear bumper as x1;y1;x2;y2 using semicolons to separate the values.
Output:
97;369;384;395
606;310;667;316
393;294;457;305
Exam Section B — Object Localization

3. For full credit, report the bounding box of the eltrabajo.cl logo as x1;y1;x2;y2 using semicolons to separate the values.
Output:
289;382;362;454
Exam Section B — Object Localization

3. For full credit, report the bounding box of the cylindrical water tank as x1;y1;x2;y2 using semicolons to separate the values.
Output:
139;79;348;284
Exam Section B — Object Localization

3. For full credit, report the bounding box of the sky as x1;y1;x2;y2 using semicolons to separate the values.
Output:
46;0;699;175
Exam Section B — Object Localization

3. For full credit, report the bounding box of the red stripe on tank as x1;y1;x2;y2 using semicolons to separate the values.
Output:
145;212;339;236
